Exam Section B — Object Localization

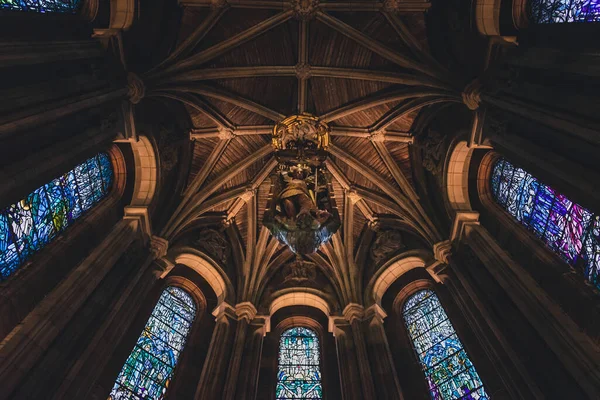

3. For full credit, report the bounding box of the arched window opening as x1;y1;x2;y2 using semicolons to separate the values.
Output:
0;0;80;13
403;289;489;400
491;157;600;288
276;327;322;399
0;152;113;281
109;286;197;400
530;0;599;23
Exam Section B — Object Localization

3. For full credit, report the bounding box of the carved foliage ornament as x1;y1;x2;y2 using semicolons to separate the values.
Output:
420;130;446;176
370;229;405;264
194;229;231;265
291;0;320;20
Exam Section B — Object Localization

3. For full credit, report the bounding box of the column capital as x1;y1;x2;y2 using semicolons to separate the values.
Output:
127;73;145;105
124;206;152;244
462;79;482;111
252;315;271;336
235;301;258;322
433;240;452;264
212;302;237;321
150;236;169;260
364;303;387;323
342;303;365;323
450;211;480;243
328;315;350;335
153;257;175;279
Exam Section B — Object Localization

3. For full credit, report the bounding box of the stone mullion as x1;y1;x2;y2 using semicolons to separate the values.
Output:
194;303;237;400
363;305;404;400
0;216;142;400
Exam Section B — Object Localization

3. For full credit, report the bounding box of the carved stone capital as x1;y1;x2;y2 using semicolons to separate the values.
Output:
212;302;237;321
450;211;480;243
328;315;350;335
462;79;482;111
217;127;235;140
235;301;258;322
124;206;152;244
433;240;452;264
253;315;271;336
127;72;145;105
364;303;387;323
290;0;320;20
368;218;381;232
343;303;365;323
295;63;312;79
153;257;175;279
345;189;361;204
151;236;169;260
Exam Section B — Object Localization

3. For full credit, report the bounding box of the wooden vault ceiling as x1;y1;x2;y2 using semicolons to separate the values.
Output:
146;1;454;305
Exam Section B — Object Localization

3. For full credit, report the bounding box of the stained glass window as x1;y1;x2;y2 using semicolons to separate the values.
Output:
530;0;600;23
0;152;113;281
109;286;197;400
276;327;323;399
491;157;600;288
403;290;489;400
0;0;80;13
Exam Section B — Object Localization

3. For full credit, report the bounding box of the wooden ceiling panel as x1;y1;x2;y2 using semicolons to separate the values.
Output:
203;97;272;125
185;103;219;128
236;202;248;246
334;101;401;127
386;141;414;187
177;8;210;45
188;138;220;185
214;77;297;117
329;156;387;196
207;135;270;183
352;205;366;245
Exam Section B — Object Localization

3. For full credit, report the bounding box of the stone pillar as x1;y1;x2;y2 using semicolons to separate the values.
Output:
0;214;145;400
222;302;257;400
331;318;362;400
0;40;104;68
194;302;237;400
343;304;376;400
236;315;270;400
363;304;404;400
52;237;170;399
464;223;600;397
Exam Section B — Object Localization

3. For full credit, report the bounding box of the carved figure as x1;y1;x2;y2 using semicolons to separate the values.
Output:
370;229;405;264
194;229;230;265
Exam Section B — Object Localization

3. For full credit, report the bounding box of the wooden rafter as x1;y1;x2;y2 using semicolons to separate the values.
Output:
320;87;456;122
190;125;273;139
369;97;458;132
166;11;293;74
180;1;428;12
325;158;375;222
227;157;277;221
298;20;309;113
161;85;285;121
316;11;438;79
152;91;235;130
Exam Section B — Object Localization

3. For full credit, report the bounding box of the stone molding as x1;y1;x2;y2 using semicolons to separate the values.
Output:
450;211;480;243
343;303;365;324
462;79;482;111
124;206;152;244
127;72;145;104
151;236;169;259
235;301;258;322
212;301;237;321
364;303;387;323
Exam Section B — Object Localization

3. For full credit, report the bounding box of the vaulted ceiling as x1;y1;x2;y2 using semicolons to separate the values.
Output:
140;1;464;305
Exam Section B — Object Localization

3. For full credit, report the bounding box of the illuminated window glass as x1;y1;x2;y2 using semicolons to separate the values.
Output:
276;327;322;399
403;290;489;400
0;0;80;13
109;286;197;400
0;152;113;281
530;0;600;23
491;157;600;288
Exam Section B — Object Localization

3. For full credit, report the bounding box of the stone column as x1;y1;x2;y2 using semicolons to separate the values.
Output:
0;213;146;400
52;237;170;399
0;40;104;68
463;222;600;397
222;302;257;400
363;304;404;400
331;318;362;400
343;304;376;400
236;315;270;400
194;302;237;400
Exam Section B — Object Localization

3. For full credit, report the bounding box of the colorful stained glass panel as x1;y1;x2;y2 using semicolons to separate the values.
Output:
491;157;599;289
403;290;489;400
109;286;197;400
0;153;113;281
276;327;323;399
530;0;600;23
0;0;80;13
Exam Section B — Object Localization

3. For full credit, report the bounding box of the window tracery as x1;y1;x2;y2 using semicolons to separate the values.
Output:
276;327;323;399
108;286;197;400
403;289;489;399
0;152;113;280
491;157;600;288
530;0;600;23
0;0;80;13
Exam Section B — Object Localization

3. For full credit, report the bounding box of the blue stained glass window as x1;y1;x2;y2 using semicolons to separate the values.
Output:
0;0;80;13
0;152;113;281
530;0;600;23
109;286;197;400
491;157;600;288
276;327;323;399
403;290;489;400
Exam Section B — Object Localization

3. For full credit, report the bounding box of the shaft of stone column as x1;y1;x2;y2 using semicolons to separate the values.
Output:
222;318;250;400
349;318;377;400
0;218;139;400
195;304;237;400
236;320;267;400
333;322;362;400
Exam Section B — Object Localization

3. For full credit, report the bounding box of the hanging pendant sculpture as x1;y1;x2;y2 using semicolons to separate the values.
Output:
263;114;341;255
